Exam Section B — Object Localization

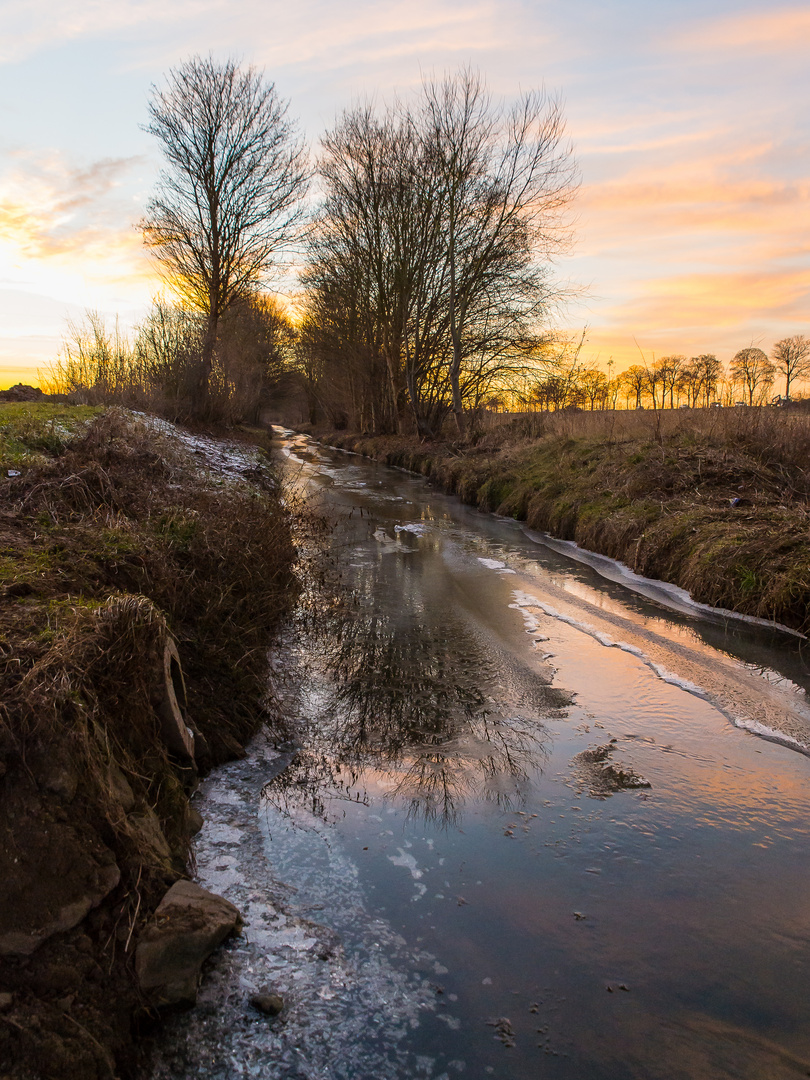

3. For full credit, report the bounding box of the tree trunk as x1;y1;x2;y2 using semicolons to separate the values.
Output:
194;310;218;417
447;220;467;437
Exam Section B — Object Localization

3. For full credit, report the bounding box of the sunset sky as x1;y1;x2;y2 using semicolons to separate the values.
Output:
0;0;808;387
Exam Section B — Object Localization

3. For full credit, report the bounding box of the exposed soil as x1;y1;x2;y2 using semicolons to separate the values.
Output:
0;407;299;1079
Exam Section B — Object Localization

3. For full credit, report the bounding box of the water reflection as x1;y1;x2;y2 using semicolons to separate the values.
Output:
265;599;567;827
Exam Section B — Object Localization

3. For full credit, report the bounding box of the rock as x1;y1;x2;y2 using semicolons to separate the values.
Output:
487;1016;516;1048
572;743;651;798
127;808;172;863
0;859;120;957
186;803;204;836
40;748;80;803
107;762;135;813
135;880;242;1008
250;990;284;1016
0;791;121;958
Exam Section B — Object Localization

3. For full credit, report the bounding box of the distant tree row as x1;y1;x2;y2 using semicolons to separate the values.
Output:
520;338;810;413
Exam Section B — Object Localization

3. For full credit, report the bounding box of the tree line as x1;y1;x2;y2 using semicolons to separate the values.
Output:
299;70;576;437
44;56;810;427
523;339;810;414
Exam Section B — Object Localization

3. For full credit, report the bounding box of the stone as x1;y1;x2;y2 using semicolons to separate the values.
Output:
127;808;172;863
0;860;120;957
40;748;80;803
107;763;135;813
250;990;283;1016
0;781;122;957
135;880;242;1008
186;803;204;836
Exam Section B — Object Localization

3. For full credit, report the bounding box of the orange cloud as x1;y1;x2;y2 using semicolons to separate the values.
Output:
614;269;810;329
0;153;141;256
0;151;156;306
570;267;810;375
572;138;810;271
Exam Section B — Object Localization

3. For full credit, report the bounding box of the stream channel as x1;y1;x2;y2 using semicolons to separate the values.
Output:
147;429;810;1080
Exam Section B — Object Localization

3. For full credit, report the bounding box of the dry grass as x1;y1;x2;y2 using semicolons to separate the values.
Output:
318;406;810;632
0;405;300;1079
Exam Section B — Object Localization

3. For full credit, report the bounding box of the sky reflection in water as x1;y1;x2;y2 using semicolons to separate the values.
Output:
261;438;810;1079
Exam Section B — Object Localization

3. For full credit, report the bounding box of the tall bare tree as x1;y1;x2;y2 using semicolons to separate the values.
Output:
421;70;577;433
772;335;810;400
141;56;308;415
683;354;721;407
303;73;577;437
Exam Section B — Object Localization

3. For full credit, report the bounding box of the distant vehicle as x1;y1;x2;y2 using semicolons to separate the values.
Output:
771;395;791;407
679;404;690;409
710;402;722;408
734;401;748;407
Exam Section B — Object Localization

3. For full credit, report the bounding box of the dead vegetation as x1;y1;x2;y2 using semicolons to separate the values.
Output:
316;405;810;633
0;406;299;1078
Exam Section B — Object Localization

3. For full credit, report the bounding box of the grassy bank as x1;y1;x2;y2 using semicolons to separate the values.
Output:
315;406;810;634
0;405;299;1078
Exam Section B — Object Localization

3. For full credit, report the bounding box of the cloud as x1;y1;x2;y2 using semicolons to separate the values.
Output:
613;269;810;331
0;151;156;379
257;0;503;68
579;173;809;240
0;150;150;271
568;265;810;374
671;6;810;55
0;0;518;73
0;0;224;63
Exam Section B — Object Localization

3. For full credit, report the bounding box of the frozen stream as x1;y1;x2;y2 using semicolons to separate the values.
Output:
146;431;810;1080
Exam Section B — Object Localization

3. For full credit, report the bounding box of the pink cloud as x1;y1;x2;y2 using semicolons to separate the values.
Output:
672;6;810;54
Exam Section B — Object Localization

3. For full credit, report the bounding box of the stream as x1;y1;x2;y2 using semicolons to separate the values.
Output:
146;430;810;1080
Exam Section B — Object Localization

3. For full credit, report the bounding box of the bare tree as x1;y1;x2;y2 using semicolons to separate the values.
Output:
420;69;577;433
621;365;647;409
730;346;774;405
577;367;608;409
772;335;810;400
141;55;308;415
643;362;665;409
683;354;721;407
304;69;576;437
656;355;686;408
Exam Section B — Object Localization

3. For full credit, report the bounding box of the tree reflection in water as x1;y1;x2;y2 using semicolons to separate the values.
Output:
264;603;570;828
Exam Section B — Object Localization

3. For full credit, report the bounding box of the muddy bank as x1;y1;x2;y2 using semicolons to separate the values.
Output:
0;407;299;1078
311;411;810;634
